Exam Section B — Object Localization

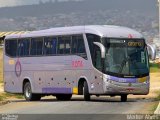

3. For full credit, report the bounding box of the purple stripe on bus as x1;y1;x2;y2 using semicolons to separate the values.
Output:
42;88;72;94
109;76;137;83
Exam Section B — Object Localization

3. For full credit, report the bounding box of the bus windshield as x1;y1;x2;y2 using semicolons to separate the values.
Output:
103;38;149;78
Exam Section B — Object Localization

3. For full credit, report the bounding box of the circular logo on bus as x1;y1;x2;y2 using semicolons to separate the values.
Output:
15;60;22;77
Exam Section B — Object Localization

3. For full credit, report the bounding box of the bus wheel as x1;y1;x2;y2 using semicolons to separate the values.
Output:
121;95;127;102
24;82;41;101
84;81;90;101
56;94;72;101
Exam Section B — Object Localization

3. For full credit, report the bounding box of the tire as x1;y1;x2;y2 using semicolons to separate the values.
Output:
24;82;41;101
121;95;127;102
56;94;72;101
84;81;90;101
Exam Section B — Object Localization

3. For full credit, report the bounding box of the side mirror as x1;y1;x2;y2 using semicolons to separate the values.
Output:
93;42;106;58
147;44;156;60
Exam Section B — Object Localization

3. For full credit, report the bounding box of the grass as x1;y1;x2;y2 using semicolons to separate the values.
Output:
0;93;23;101
0;95;3;101
150;63;160;73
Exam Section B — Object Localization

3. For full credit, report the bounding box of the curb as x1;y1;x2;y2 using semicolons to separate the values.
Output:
154;102;160;114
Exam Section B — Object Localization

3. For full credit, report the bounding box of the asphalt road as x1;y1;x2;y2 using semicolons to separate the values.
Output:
0;95;155;120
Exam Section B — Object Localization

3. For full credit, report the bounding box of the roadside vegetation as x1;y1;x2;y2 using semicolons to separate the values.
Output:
0;93;23;101
150;63;160;73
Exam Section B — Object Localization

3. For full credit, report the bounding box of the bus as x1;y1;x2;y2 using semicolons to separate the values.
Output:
3;25;156;102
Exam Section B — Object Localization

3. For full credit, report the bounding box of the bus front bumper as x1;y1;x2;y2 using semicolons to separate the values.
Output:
103;78;149;95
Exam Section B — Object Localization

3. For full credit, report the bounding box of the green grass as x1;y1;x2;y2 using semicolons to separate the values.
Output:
0;93;24;101
150;63;160;73
0;95;4;101
4;93;24;99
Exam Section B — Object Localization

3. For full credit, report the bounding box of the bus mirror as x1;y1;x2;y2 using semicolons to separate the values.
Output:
147;44;156;60
93;42;106;58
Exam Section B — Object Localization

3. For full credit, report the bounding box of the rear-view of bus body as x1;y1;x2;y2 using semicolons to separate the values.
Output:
4;25;154;101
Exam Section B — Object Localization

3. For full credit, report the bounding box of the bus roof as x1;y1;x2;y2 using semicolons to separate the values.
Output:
5;25;144;39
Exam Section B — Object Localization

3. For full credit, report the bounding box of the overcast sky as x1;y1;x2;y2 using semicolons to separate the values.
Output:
0;0;71;7
0;0;157;8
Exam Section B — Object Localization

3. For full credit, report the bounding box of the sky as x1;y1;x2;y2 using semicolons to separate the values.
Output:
0;0;71;7
0;0;157;8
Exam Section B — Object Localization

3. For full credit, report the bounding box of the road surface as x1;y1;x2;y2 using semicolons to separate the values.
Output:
0;95;156;120
0;96;150;114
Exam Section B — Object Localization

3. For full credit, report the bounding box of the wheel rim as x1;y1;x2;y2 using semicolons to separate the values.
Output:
25;85;31;98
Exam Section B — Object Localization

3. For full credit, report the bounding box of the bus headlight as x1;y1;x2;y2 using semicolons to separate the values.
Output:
138;77;147;83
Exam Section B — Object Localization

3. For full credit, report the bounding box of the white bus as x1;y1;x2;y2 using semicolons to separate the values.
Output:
4;25;156;102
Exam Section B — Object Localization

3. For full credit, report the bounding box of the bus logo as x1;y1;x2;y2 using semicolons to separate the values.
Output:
72;60;83;68
15;60;22;77
128;34;133;38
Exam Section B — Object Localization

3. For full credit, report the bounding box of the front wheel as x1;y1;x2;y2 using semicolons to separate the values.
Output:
84;81;90;101
24;82;41;101
121;95;127;102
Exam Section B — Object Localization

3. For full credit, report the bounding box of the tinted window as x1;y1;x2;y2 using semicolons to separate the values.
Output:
77;36;86;54
30;38;43;56
71;35;87;59
64;36;71;54
86;34;101;69
57;37;65;54
44;37;57;55
5;39;18;57
17;39;30;57
71;36;78;54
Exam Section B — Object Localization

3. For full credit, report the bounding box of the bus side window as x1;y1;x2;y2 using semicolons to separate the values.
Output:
64;36;71;54
17;39;30;57
71;36;78;54
57;37;65;54
44;37;57;55
77;36;86;54
5;39;18;57
30;38;43;56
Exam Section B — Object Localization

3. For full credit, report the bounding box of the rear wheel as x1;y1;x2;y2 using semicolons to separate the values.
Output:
24;82;41;101
56;94;72;101
84;81;90;101
121;95;127;102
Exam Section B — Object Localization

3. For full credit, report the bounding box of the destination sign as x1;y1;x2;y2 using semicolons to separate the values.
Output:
107;39;145;48
128;42;144;47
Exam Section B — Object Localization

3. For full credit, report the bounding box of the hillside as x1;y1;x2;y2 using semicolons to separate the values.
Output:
0;0;158;18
